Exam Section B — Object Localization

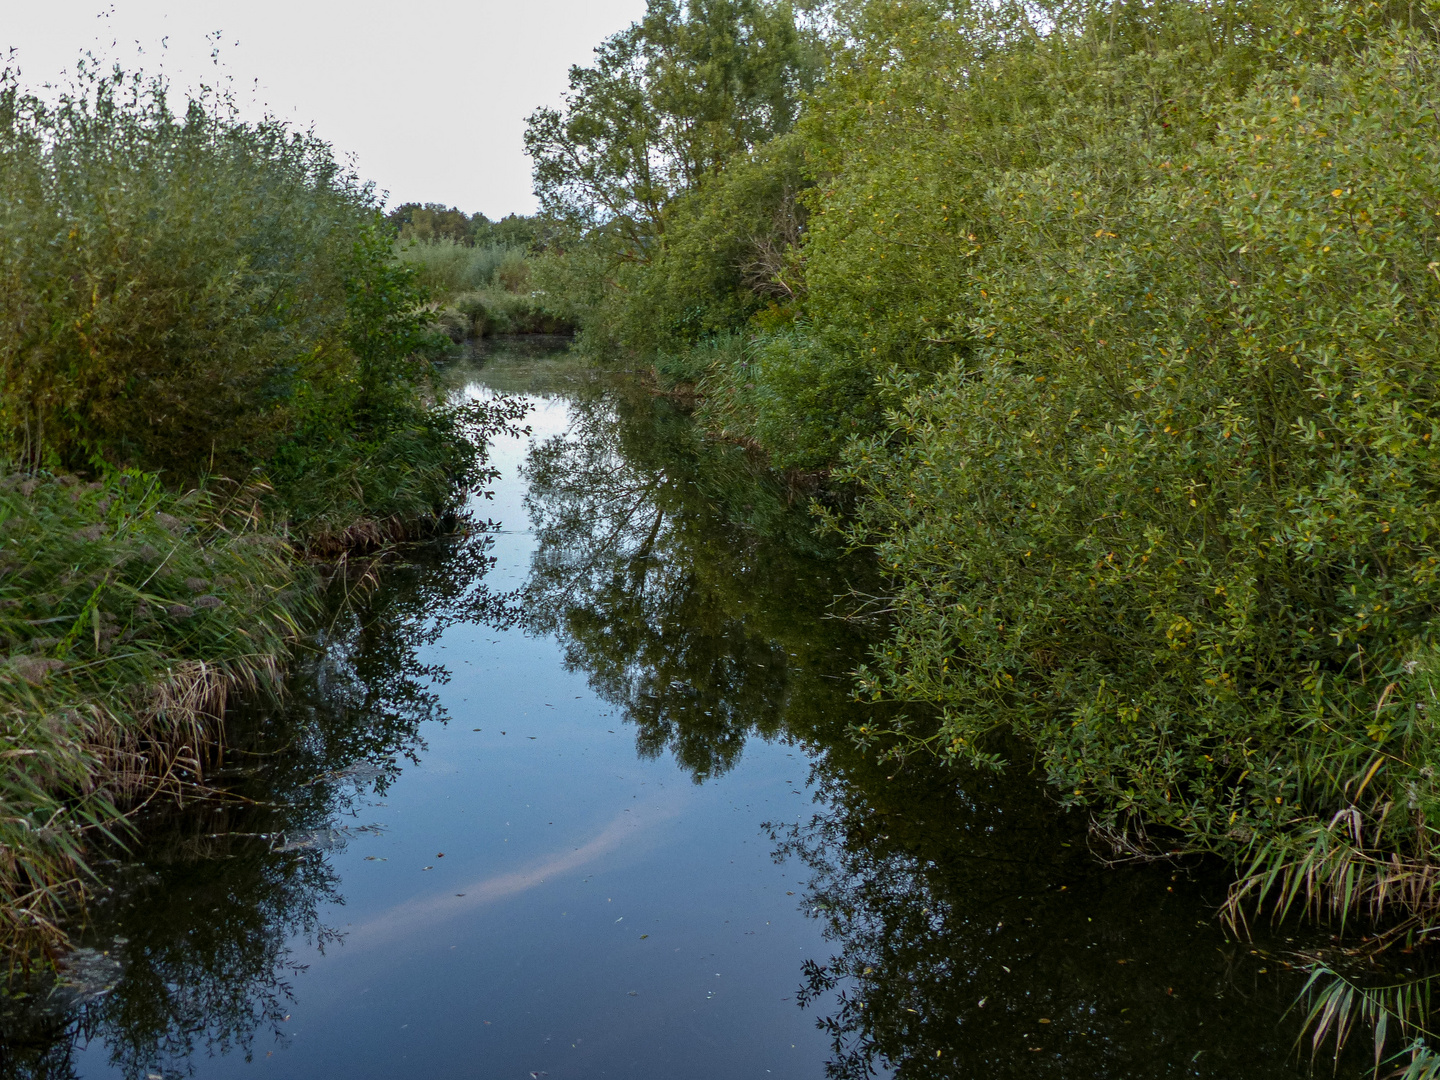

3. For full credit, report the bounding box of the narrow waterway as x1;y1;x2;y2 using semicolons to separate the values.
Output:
3;340;1329;1078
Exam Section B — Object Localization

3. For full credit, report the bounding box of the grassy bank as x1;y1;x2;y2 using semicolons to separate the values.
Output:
0;61;526;955
0;471;305;952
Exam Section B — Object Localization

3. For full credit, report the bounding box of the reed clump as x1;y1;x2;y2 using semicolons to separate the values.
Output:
0;468;308;953
394;239;573;340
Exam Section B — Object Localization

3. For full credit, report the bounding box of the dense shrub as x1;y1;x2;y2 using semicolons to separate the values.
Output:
0;64;394;476
692;328;885;469
614;134;813;355
834;8;1440;925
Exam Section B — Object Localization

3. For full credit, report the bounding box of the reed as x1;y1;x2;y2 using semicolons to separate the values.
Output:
0;468;309;956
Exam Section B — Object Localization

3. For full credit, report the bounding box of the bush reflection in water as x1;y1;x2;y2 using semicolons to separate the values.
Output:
521;380;859;783
0;528;517;1078
517;379;1335;1078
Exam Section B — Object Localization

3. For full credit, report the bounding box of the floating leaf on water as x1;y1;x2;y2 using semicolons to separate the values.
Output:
310;762;387;786
50;948;122;1007
273;829;344;853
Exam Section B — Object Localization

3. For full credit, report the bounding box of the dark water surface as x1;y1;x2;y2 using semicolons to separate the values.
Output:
2;341;1325;1078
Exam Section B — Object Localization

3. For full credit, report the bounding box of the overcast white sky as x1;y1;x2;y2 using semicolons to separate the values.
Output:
2;0;648;219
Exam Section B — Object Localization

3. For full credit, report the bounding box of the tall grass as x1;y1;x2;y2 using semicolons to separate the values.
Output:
0;468;308;954
396;239;522;297
394;239;571;338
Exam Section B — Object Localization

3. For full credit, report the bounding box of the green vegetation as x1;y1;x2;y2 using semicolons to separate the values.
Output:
532;0;1440;1055
0;60;522;953
385;204;573;339
523;0;820;356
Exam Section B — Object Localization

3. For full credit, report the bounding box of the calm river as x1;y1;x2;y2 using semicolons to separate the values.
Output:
2;340;1322;1078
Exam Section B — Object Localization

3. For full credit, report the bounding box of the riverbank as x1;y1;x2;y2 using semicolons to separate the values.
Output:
0;391;530;957
0;61;530;958
523;0;1440;1063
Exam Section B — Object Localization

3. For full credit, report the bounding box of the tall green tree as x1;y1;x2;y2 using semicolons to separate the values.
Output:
524;0;819;255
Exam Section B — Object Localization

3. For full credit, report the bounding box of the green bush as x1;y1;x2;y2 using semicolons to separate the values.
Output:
692;328;885;470
836;11;1440;925
623;134;812;355
0;63;400;476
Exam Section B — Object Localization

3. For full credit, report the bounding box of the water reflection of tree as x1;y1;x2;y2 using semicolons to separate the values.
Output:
505;376;1380;1079
522;386;862;781
0;529;518;1078
773;743;1360;1080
